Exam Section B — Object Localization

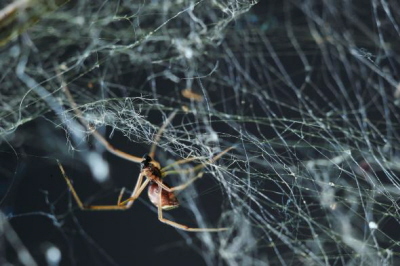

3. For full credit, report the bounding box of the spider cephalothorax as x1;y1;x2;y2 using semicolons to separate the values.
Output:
141;154;152;169
140;154;162;181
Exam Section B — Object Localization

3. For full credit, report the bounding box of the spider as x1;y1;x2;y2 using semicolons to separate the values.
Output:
57;87;232;232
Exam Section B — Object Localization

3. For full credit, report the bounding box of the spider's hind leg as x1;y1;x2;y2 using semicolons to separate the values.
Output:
156;184;229;232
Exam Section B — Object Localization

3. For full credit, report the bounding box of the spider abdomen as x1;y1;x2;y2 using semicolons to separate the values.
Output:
148;182;179;210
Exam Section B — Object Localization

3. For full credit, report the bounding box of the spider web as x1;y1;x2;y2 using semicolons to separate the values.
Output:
1;0;400;265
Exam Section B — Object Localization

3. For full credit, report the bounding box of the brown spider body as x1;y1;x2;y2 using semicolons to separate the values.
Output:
141;155;179;210
148;182;179;210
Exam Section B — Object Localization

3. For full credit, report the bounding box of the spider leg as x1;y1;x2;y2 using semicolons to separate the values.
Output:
62;83;142;163
156;184;228;232
154;172;204;193
161;146;234;176
148;110;177;159
117;187;126;205
118;169;145;206
57;160;145;210
159;147;234;191
118;179;150;207
160;156;206;172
